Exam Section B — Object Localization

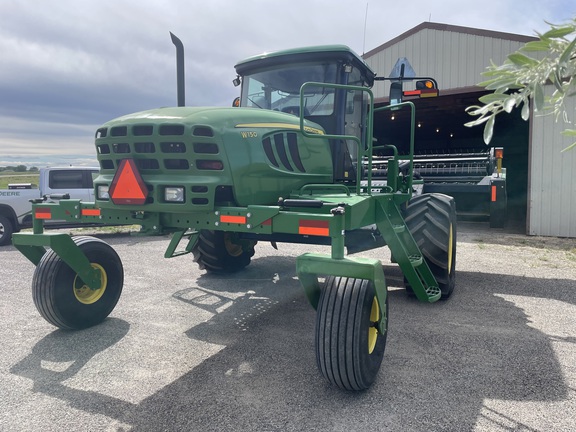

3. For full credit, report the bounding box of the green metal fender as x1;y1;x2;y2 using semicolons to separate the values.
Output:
296;253;388;335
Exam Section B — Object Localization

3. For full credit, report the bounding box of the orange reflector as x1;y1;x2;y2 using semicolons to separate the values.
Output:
220;215;246;224
494;148;504;159
35;207;52;219
109;159;148;205
299;220;330;236
81;208;101;217
491;185;497;202
420;89;439;97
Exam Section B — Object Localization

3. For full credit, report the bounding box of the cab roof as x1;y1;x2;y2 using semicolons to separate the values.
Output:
234;44;375;87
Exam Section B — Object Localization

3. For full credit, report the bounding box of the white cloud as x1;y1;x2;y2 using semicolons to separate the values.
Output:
0;0;572;163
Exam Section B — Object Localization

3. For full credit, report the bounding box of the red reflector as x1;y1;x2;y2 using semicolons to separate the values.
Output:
220;215;246;224
299;220;330;236
491;185;497;202
81;209;101;217
494;148;504;159
35;207;52;219
403;90;421;96
109;159;148;205
196;160;223;170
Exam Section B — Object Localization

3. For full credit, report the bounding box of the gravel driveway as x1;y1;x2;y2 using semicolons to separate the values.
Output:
0;222;575;431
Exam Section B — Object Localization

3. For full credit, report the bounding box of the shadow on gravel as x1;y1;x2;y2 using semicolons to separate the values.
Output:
10;318;133;418
9;257;573;431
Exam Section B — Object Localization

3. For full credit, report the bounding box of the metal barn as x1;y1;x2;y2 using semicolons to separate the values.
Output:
363;22;576;237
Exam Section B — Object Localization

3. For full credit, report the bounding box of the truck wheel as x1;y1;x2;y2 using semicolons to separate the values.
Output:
403;193;456;299
193;230;256;273
32;236;123;330
315;276;388;391
0;215;14;246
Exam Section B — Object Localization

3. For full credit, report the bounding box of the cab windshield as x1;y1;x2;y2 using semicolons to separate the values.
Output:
240;63;338;116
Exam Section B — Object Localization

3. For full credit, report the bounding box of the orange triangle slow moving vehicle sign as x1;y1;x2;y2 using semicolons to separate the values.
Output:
109;159;148;205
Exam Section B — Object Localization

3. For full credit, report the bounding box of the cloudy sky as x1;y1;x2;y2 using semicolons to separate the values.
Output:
0;0;573;166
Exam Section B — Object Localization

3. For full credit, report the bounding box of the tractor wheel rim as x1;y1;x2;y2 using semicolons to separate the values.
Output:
224;234;244;257
74;263;107;305
368;297;379;354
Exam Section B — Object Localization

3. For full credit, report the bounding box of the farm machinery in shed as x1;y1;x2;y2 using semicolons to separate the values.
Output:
12;35;456;391
373;146;506;228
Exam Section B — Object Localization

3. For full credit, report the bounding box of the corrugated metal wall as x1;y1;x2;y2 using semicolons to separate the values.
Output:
529;88;576;237
364;24;530;99
364;23;576;237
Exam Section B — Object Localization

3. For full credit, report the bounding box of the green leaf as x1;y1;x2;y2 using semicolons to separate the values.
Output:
521;101;530;121
534;83;544;111
477;77;504;87
522;40;551;51
484;77;520;91
561;129;576;137
552;69;565;93
559;36;576;65
465;115;492;127
541;26;575;39
483;116;495;144
561;140;576;152
503;96;516;113
507;53;538;67
478;93;506;104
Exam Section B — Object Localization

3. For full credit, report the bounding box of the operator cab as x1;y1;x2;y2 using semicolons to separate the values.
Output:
234;45;376;181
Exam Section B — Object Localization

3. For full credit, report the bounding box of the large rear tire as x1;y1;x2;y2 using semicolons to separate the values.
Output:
315;276;388;391
192;230;256;273
403;193;457;299
32;236;124;330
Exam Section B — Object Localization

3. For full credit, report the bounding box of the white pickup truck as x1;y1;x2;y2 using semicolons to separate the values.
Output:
0;167;99;246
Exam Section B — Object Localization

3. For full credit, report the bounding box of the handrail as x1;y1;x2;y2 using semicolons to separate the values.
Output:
299;82;375;196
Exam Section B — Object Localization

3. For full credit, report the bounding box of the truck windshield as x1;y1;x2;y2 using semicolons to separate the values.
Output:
240;63;338;116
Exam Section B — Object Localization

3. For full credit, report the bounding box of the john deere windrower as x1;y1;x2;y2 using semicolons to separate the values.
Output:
13;35;456;391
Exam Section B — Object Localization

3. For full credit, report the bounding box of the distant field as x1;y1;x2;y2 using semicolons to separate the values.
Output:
0;172;40;189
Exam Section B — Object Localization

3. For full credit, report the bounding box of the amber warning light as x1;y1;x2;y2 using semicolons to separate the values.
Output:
403;80;439;98
109;159;148;205
494;147;504;177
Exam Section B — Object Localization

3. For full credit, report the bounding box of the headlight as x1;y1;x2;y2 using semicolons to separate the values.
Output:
97;185;110;200
165;186;185;203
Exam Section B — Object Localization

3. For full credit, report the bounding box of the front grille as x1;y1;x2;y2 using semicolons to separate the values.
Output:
95;123;219;173
95;123;222;208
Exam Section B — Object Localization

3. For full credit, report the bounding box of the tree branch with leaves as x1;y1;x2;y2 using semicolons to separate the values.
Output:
465;18;576;150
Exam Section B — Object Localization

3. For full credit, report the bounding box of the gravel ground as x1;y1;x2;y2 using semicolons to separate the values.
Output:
0;222;575;431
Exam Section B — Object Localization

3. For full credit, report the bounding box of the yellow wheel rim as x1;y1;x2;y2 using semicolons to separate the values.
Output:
74;263;107;305
448;223;453;274
368;297;379;354
224;233;244;257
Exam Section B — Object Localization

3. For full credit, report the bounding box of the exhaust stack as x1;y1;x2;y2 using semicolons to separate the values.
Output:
170;32;185;107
